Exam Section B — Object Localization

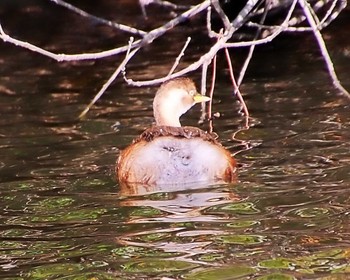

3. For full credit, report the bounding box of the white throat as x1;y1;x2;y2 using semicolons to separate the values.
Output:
153;88;193;127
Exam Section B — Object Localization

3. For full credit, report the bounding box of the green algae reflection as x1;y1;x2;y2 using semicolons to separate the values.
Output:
12;208;107;223
258;248;350;274
27;263;83;278
121;259;198;273
27;263;119;280
206;202;260;215
217;234;267;245
185;266;257;280
112;245;179;258
257;273;296;280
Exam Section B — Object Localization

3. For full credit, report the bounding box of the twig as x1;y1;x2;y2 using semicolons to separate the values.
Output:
199;60;210;124
207;54;217;133
225;0;297;48
211;0;232;32
231;0;260;30
237;0;272;87
206;6;220;38
224;48;249;128
246;0;346;32
0;0;347;121
124;0;259;86
0;1;209;62
298;0;350;99
50;0;146;36
79;38;140;118
140;0;192;17
0;21;140;61
167;37;191;76
139;0;210;47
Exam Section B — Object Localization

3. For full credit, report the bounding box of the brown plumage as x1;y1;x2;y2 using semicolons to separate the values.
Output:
116;77;236;186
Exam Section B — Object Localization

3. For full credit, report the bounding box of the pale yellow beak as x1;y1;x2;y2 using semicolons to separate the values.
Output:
193;93;211;103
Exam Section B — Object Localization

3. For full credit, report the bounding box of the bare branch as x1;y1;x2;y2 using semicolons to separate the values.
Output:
224;48;249;128
1;1;209;62
224;0;297;48
140;0;193;18
236;0;270;88
211;0;231;31
79;38;140;118
1;0;347;120
0;22;140;61
50;0;147;36
167;37;192;76
298;0;350;99
124;0;260;87
206;6;220;38
246;0;346;32
231;0;260;30
207;52;218;133
199;59;210;124
139;0;210;47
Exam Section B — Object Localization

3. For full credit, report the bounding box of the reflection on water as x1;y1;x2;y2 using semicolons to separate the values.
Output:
0;1;350;280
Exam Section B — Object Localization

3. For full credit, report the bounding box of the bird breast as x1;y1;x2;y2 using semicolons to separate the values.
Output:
117;136;236;185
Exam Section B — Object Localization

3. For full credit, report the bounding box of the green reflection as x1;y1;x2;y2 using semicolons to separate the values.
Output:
259;258;295;269
217;234;266;245
1;229;38;237
129;206;164;217
11;208;107;223
59;272;119;280
112;246;178;258
257;273;296;280
17;183;35;190
185;266;257;280
226;220;259;228
294;207;329;218
207;202;260;215
319;274;350;280
135;232;171;242
34;197;75;210
258;248;350;275
121;259;197;273
198;253;225;262
27;263;83;278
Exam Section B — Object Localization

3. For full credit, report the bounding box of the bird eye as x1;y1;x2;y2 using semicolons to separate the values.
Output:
189;90;196;96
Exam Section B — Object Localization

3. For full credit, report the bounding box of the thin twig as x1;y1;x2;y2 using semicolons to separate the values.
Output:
207;54;217;133
211;0;232;32
246;0;346;32
139;0;210;47
231;0;260;30
0;22;140;61
298;0;350;99
167;37;192;76
124;0;259;86
50;0;146;36
206;6;220;38
0;1;209;62
225;0;298;48
79;38;140;118
199;60;210;124
224;48;249;128
0;0;347;120
237;0;272;88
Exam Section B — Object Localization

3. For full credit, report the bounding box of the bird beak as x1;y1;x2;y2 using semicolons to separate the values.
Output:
193;93;211;103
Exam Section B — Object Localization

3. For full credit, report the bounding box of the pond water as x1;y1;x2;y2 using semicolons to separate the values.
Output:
0;1;350;279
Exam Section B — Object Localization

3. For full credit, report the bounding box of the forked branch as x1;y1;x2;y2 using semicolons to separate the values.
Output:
0;0;348;120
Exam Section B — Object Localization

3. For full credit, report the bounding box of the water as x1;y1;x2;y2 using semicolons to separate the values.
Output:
0;1;350;279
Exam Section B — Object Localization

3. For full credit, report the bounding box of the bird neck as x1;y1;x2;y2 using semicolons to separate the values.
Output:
153;103;182;127
153;88;193;127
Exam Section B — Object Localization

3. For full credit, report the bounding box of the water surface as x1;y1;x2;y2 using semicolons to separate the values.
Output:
0;1;350;279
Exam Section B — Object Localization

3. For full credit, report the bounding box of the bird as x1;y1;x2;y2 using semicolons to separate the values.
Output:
116;77;236;186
